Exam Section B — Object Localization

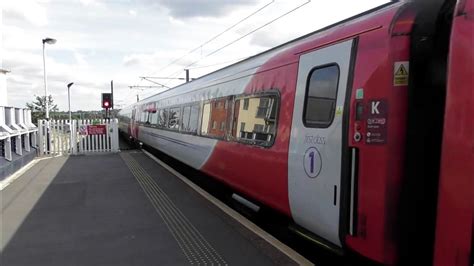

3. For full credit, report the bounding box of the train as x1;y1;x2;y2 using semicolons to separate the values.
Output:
118;0;473;265
432;0;473;265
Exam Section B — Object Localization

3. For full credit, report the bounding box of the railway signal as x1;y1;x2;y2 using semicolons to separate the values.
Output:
102;93;113;118
102;93;112;109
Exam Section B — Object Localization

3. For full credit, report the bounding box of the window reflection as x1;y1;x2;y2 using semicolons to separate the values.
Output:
158;109;168;127
201;98;230;139
201;103;211;135
181;106;191;130
233;95;277;145
168;107;180;130
135;92;279;147
150;110;158;125
304;64;339;128
188;105;199;133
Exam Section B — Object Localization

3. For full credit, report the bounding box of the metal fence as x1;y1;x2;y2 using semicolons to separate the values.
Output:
37;119;119;155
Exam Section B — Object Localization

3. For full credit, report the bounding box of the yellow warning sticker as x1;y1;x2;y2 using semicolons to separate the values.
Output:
394;61;409;86
336;106;343;116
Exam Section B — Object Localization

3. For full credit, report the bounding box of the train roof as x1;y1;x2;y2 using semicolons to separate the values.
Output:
121;1;404;111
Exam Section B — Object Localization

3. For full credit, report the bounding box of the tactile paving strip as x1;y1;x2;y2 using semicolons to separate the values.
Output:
120;152;227;265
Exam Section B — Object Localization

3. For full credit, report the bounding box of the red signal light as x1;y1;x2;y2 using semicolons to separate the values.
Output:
101;93;113;109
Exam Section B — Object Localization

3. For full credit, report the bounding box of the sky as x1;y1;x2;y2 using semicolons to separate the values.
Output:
2;0;389;111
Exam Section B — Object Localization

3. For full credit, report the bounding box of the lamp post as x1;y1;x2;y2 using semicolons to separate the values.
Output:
67;82;74;153
67;82;74;122
42;37;56;120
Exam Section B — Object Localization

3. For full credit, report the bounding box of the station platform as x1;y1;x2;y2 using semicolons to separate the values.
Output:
0;150;311;265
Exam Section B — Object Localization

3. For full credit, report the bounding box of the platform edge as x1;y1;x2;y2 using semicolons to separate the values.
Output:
142;149;314;266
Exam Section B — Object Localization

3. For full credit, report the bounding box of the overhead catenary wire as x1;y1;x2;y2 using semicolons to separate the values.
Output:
140;76;186;80
129;85;165;90
184;0;311;69
161;0;311;87
140;77;171;88
128;85;169;103
186;56;249;70
136;0;311;101
146;0;275;77
158;56;249;88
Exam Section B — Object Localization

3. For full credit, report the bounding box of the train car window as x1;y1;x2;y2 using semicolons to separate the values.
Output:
201;103;211;135
168;107;180;130
232;100;241;137
303;64;340;128
233;94;278;147
140;110;147;123
145;112;151;125
158;109;168;128
201;97;231;139
207;97;231;139
181;106;191;131
142;102;157;126
188;105;199;134
150;110;158;126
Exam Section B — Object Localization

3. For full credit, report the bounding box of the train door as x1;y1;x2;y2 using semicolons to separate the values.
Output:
288;39;354;247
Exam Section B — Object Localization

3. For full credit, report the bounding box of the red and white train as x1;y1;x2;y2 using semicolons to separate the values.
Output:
433;0;473;265
119;0;473;264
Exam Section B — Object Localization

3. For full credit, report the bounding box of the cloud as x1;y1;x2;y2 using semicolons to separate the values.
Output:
137;0;259;19
79;0;100;6
3;1;49;26
129;9;137;16
249;29;294;48
122;53;158;67
73;51;88;66
122;51;199;68
4;49;114;110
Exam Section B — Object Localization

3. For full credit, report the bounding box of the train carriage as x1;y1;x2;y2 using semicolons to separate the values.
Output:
118;1;472;264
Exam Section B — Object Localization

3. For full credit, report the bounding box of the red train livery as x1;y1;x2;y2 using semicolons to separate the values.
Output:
434;0;473;265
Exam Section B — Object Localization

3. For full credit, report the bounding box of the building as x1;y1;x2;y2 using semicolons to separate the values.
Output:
207;98;230;138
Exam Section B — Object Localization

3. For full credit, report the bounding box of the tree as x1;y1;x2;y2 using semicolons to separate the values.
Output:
26;95;59;124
